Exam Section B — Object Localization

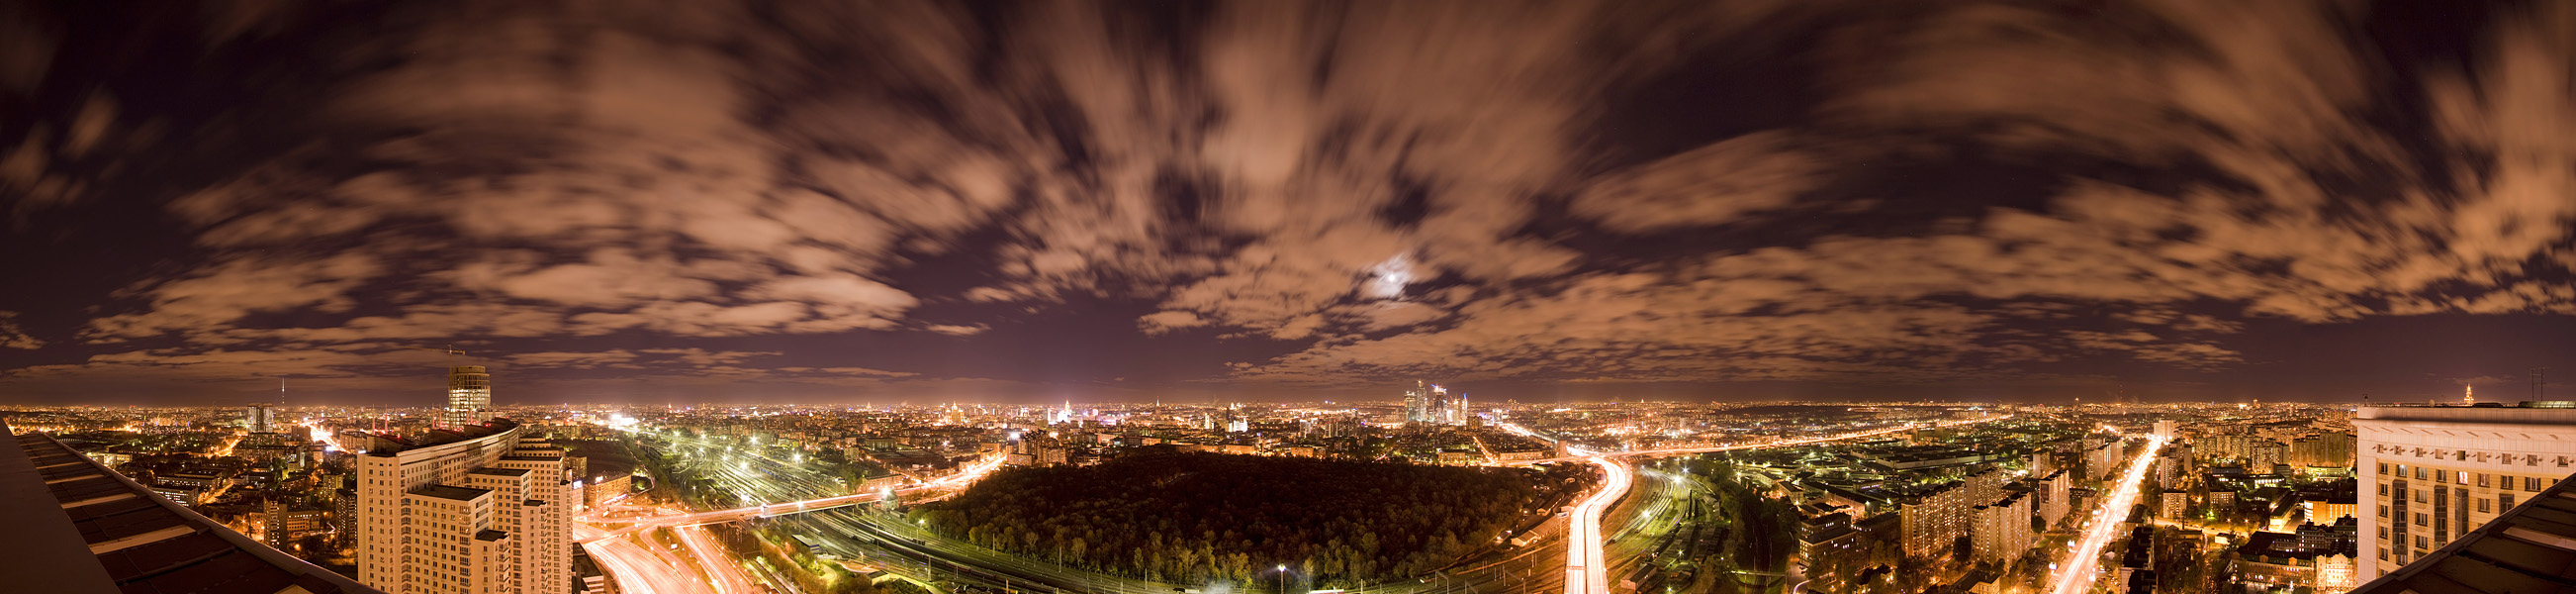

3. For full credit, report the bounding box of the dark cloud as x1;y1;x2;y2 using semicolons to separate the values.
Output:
2;0;2573;403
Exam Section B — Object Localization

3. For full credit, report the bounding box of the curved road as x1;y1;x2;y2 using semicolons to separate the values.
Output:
1562;455;1628;594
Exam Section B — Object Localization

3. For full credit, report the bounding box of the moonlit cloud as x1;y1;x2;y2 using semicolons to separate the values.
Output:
2;0;2574;403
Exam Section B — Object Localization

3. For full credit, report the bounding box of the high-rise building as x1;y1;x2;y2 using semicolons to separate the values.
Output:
1900;482;1971;559
2154;419;2177;440
357;417;571;594
1971;490;2034;562
2087;442;2124;481
441;366;494;429
1403;381;1428;423
2353;404;2576;582
2202;434;2254;461
2037;469;2072;528
246;402;278;433
2348;473;2576;594
1901;467;2007;558
1402;380;1465;425
2251;441;2288;472
2292;433;2355;468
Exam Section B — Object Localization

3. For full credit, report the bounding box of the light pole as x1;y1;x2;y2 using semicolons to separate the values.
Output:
1277;564;1288;594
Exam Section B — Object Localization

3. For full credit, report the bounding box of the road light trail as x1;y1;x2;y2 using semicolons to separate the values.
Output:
1526;413;2013;594
1562;454;1629;594
578;453;1008;543
2048;436;2165;594
676;524;760;594
578;523;717;594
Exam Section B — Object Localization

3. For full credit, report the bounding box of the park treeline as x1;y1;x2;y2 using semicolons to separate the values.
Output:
910;449;1592;586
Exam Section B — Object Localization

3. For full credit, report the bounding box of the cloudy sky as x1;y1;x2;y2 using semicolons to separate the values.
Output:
2;0;2572;406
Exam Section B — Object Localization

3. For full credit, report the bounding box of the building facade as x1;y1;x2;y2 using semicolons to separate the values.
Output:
246;402;278;432
2292;433;2356;468
357;419;572;594
2353;404;2576;582
442;366;494;429
1901;468;2007;558
2087;443;2123;481
2037;469;2072;528
1971;490;2034;562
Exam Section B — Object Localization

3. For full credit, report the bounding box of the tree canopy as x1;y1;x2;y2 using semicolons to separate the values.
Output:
911;450;1589;586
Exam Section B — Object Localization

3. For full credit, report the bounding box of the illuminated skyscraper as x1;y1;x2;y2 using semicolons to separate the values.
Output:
1402;380;1467;425
1404;380;1430;423
442;365;493;428
245;402;278;433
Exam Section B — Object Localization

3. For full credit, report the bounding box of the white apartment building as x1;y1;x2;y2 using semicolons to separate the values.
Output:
2354;404;2576;582
2037;469;2072;528
358;419;572;594
1971;490;2034;562
1901;467;2008;558
2087;442;2123;481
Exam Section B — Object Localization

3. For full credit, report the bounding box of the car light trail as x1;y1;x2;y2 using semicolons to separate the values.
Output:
2048;436;2164;594
578;523;716;594
1562;455;1630;594
677;525;760;594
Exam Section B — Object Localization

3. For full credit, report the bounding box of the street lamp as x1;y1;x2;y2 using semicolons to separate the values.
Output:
1276;564;1288;594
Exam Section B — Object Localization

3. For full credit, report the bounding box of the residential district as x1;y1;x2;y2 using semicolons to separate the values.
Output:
0;366;2569;594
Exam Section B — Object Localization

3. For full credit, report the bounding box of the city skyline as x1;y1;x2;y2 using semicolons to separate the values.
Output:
11;3;2576;594
6;1;2576;407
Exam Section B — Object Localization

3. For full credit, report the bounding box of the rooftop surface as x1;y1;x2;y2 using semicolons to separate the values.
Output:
361;418;517;456
411;484;492;502
0;419;384;594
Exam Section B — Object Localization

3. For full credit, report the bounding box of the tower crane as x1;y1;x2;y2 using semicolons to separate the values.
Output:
396;345;468;367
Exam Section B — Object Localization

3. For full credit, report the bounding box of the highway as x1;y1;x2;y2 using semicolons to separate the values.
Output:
2047;436;2165;594
1561;455;1627;594
676;523;763;594
578;522;719;594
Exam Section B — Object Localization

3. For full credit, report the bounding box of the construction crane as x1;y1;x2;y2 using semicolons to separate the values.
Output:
396;345;469;367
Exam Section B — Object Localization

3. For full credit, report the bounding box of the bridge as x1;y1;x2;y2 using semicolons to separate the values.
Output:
578;455;1004;544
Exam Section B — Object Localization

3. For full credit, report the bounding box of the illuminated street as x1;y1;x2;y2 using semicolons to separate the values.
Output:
1561;455;1628;594
675;524;761;594
2049;437;2166;594
578;523;719;594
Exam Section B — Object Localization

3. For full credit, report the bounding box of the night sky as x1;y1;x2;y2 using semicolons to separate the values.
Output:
2;1;2573;406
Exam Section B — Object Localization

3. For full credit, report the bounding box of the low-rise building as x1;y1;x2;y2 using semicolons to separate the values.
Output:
2228;519;2358;592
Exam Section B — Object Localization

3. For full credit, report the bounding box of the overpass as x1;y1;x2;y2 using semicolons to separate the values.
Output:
578;454;1004;544
578;490;908;543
